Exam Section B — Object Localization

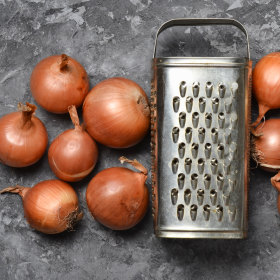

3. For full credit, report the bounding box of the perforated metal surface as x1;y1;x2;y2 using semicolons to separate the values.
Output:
151;57;251;238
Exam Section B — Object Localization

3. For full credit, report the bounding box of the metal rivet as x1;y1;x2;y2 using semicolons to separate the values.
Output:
184;158;192;174
178;142;186;158
199;97;206;113
190;204;198;221
191;173;198;189
179;112;186;128
186;96;193;113
192;82;200;97
177;204;184;220
204;174;211;189
185;127;192;143
184;189;191;205
177;173;185;189
179;81;187;97
171;188;178;205
205;81;213;97
192;112;199;128
173;96;180;112
171;158;179;174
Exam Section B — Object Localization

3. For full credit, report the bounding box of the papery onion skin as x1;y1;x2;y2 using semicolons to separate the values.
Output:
0;180;83;234
48;105;98;182
252;52;280;127
30;54;89;114
86;157;149;230
83;77;150;148
0;103;48;167
252;119;280;172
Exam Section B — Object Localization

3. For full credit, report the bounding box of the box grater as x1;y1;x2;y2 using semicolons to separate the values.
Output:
151;18;252;239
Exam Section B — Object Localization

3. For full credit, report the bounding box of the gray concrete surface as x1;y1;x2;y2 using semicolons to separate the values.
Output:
1;0;280;279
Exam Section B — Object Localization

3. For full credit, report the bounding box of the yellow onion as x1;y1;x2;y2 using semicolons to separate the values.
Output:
0;102;48;167
48;105;98;182
0;180;83;234
30;54;89;113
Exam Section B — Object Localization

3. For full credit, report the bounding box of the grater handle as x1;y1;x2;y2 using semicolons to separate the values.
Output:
153;18;250;60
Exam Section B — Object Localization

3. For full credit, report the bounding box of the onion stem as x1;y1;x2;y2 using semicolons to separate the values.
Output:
60;54;69;71
119;156;148;175
0;185;29;198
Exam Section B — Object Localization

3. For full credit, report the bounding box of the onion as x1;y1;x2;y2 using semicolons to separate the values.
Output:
252;118;280;172
48;105;98;182
83;77;150;148
30;54;89;113
252;52;280;128
0;102;48;167
0;180;83;234
86;157;149;230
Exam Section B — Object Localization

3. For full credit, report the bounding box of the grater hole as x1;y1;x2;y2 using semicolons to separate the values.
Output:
191;173;198;189
212;97;219;104
218;112;225;119
177;204;184;221
197;189;204;205
219;84;225;90
216;205;223;221
199;97;206;104
171;158;179;174
206;81;212;86
198;158;205;174
190;204;198;221
184;189;191;205
211;128;218;134
210;189;217;205
172;127;180;143
178;173;185;189
173;97;180;112
178;142;186;158
203;204;210;212
184;158;192;174
180;81;186;86
179;112;186;128
171;188;178;205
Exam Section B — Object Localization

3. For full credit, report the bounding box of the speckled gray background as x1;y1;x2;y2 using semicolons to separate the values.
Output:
1;0;280;279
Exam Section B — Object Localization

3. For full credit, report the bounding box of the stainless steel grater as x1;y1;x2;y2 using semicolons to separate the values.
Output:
151;18;252;239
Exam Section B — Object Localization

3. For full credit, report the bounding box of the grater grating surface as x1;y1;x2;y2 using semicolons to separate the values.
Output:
151;19;252;239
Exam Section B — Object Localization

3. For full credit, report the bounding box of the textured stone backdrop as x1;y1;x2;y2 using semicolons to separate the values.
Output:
0;0;280;279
